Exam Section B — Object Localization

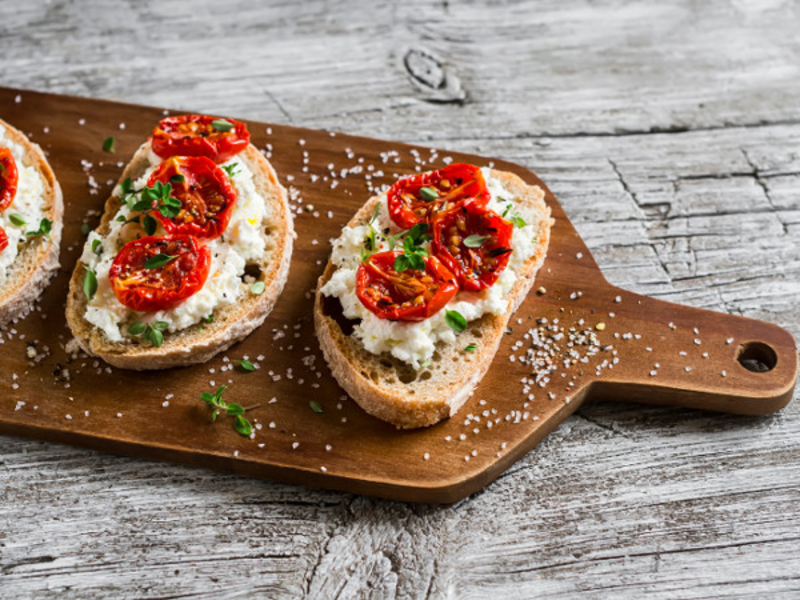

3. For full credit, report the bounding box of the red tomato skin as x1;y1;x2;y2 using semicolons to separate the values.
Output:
109;234;211;312
432;203;514;292
151;115;250;163
387;163;490;230
0;226;8;253
0;147;19;211
147;156;237;241
356;251;458;322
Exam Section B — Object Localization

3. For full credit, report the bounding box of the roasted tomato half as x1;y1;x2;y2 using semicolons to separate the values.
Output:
0;225;8;253
0;147;19;211
432;203;513;292
387;163;490;230
109;234;211;312
356;251;458;321
151;114;250;163
147;156;237;240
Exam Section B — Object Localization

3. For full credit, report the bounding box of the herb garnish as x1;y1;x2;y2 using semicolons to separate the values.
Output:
200;385;256;437
211;119;234;133
464;343;478;352
501;203;527;228
83;265;97;300
445;309;467;332
420;187;439;202
237;359;255;372
26;218;52;239
463;234;488;248
118;179;182;227
8;213;26;227
102;136;115;153
222;163;240;179
394;223;430;272
91;239;103;255
363;203;382;253
144;253;177;269
250;281;266;295
127;320;168;348
310;400;324;414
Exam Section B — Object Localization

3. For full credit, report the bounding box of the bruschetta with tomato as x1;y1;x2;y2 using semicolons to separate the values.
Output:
315;163;553;428
0;118;63;327
66;115;293;370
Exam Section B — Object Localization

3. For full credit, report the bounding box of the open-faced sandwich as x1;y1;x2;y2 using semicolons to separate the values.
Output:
66;115;293;370
0;118;63;327
315;163;554;428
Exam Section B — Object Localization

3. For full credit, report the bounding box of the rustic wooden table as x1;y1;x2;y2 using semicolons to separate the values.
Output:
2;1;799;597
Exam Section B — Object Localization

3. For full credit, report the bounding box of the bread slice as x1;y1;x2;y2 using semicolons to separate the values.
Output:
314;169;553;428
65;141;294;370
0;119;63;327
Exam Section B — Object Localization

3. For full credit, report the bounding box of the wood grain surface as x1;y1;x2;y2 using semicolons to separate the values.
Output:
2;0;800;598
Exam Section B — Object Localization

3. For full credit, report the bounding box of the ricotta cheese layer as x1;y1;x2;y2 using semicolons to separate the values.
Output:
321;168;544;369
0;125;47;284
79;150;266;342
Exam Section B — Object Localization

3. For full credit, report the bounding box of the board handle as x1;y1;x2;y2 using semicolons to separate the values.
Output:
589;289;798;415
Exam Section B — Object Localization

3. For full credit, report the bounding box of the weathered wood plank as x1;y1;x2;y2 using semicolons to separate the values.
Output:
1;0;799;598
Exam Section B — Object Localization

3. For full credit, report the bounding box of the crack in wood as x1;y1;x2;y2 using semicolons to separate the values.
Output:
742;149;789;236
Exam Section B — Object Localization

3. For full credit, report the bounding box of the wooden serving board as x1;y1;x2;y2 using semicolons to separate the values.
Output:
0;87;796;503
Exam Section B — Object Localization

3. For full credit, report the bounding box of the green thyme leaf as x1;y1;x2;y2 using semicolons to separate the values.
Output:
226;402;245;416
144;325;164;348
8;213;26;227
445;310;467;332
144;253;177;269
310;401;324;414
463;234;488;248
237;359;255;372
464;343;478;352
420;186;438;202
82;265;97;301
26;217;52;239
250;281;266;295
234;415;253;436
142;214;157;236
222;163;239;179
211;119;234;132
393;254;411;273
512;215;527;228
120;178;134;196
127;321;146;335
91;239;103;255
170;174;186;185
102;136;115;153
202;314;214;323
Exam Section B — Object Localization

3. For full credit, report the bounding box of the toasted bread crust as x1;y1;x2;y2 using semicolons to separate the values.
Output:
65;142;294;370
314;169;554;428
0;119;63;328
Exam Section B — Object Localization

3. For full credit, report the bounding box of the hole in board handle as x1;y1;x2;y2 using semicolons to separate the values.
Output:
736;342;777;373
